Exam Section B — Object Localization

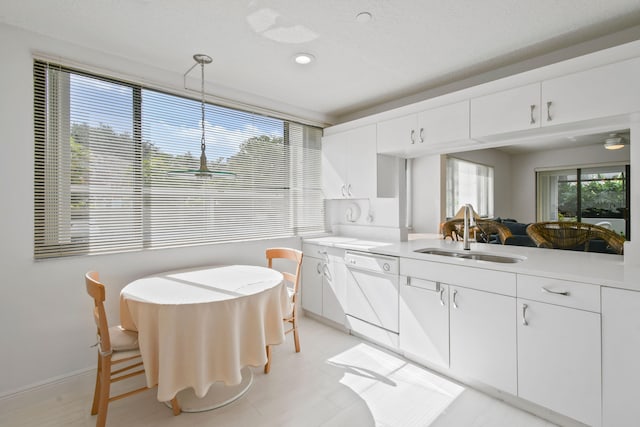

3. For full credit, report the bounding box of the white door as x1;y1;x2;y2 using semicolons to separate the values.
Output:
322;253;346;325
300;256;323;316
449;286;517;394
321;132;348;198
470;82;541;138
418;101;470;146
376;113;418;155
345;124;377;198
541;56;640;127
602;287;640;427
518;299;601;427
399;277;449;368
346;267;399;332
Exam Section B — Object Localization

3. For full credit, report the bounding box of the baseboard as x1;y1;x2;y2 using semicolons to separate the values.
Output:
0;366;94;401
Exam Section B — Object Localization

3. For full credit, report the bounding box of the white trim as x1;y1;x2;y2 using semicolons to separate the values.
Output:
0;367;94;400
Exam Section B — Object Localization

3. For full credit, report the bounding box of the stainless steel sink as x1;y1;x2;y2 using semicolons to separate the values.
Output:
414;248;524;263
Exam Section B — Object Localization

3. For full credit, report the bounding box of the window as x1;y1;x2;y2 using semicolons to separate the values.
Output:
445;157;494;218
536;165;629;237
34;60;324;259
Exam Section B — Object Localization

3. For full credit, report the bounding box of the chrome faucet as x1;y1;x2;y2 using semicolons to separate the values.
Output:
463;204;475;250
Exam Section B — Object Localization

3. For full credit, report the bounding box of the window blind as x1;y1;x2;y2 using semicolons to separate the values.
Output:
34;60;324;259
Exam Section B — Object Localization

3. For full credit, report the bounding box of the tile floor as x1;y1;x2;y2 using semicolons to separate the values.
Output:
0;316;558;427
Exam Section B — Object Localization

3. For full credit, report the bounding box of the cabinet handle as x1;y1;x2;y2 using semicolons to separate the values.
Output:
410;129;416;144
546;101;553;121
347;184;352;197
317;249;327;255
530;104;536;124
439;287;445;306
522;303;529;326
419;128;425;143
541;287;570;296
452;289;458;309
341;184;347;197
316;262;322;274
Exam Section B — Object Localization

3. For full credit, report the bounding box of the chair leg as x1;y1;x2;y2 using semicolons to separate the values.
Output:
264;345;272;374
292;318;301;353
95;357;111;427
170;397;181;416
91;354;102;415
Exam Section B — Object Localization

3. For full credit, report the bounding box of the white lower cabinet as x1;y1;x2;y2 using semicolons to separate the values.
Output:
602;287;640;427
301;254;324;315
301;244;346;325
517;299;601;427
449;285;517;394
399;276;449;369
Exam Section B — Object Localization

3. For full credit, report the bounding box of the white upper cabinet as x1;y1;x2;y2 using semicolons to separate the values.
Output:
470;56;640;139
541;56;640;127
378;101;471;157
322;124;377;199
470;83;541;138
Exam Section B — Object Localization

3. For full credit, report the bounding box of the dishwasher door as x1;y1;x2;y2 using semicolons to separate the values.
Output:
345;251;399;333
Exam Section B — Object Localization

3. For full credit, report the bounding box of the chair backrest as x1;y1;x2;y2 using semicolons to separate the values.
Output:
475;219;513;245
85;271;112;354
526;221;625;254
266;248;304;302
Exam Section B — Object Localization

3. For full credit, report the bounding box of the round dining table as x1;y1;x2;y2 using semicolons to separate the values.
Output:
119;264;290;412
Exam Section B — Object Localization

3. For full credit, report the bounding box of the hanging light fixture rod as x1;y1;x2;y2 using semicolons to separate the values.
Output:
170;53;235;178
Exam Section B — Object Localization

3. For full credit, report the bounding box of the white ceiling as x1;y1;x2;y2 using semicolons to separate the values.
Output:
2;0;640;124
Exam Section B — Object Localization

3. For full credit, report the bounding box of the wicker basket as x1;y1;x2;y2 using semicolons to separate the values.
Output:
526;221;625;254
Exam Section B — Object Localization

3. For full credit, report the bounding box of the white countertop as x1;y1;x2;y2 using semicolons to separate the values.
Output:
304;236;640;292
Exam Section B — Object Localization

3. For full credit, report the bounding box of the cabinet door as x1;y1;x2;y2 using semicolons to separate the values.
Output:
321;131;349;198
470;82;541;138
322;253;347;325
345;124;377;198
542;56;640;127
376;114;418;155
418;101;470;146
449;286;517;394
399;277;449;368
602;287;640;427
301;256;323;315
518;299;601;427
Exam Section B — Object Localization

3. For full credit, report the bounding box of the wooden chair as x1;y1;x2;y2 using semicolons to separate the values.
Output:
85;272;181;427
263;248;304;374
526;221;625;254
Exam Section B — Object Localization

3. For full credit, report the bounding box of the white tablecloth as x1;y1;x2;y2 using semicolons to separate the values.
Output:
120;265;289;402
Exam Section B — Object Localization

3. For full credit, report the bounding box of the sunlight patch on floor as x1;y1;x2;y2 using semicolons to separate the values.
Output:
327;343;464;427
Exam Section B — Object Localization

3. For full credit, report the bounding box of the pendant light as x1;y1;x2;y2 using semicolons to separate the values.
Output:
603;133;628;150
172;54;235;178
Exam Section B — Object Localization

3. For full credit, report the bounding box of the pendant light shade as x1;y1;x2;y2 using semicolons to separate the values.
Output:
603;133;628;150
170;54;235;178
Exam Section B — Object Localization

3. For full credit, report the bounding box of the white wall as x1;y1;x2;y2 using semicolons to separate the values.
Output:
0;23;301;397
410;154;443;233
510;144;630;223
448;148;514;219
411;148;513;233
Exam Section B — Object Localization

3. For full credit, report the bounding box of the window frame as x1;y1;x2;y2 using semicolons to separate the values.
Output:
33;60;324;259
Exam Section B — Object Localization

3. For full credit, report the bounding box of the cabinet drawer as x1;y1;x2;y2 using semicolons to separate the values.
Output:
401;258;516;296
302;243;344;259
517;274;600;312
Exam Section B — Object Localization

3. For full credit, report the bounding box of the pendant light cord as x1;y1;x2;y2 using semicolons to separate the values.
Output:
200;59;207;164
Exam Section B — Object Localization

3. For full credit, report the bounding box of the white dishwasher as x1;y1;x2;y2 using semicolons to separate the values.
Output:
344;251;400;349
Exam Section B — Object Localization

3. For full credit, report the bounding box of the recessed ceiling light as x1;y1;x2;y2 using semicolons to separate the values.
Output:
356;11;372;23
294;53;315;65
